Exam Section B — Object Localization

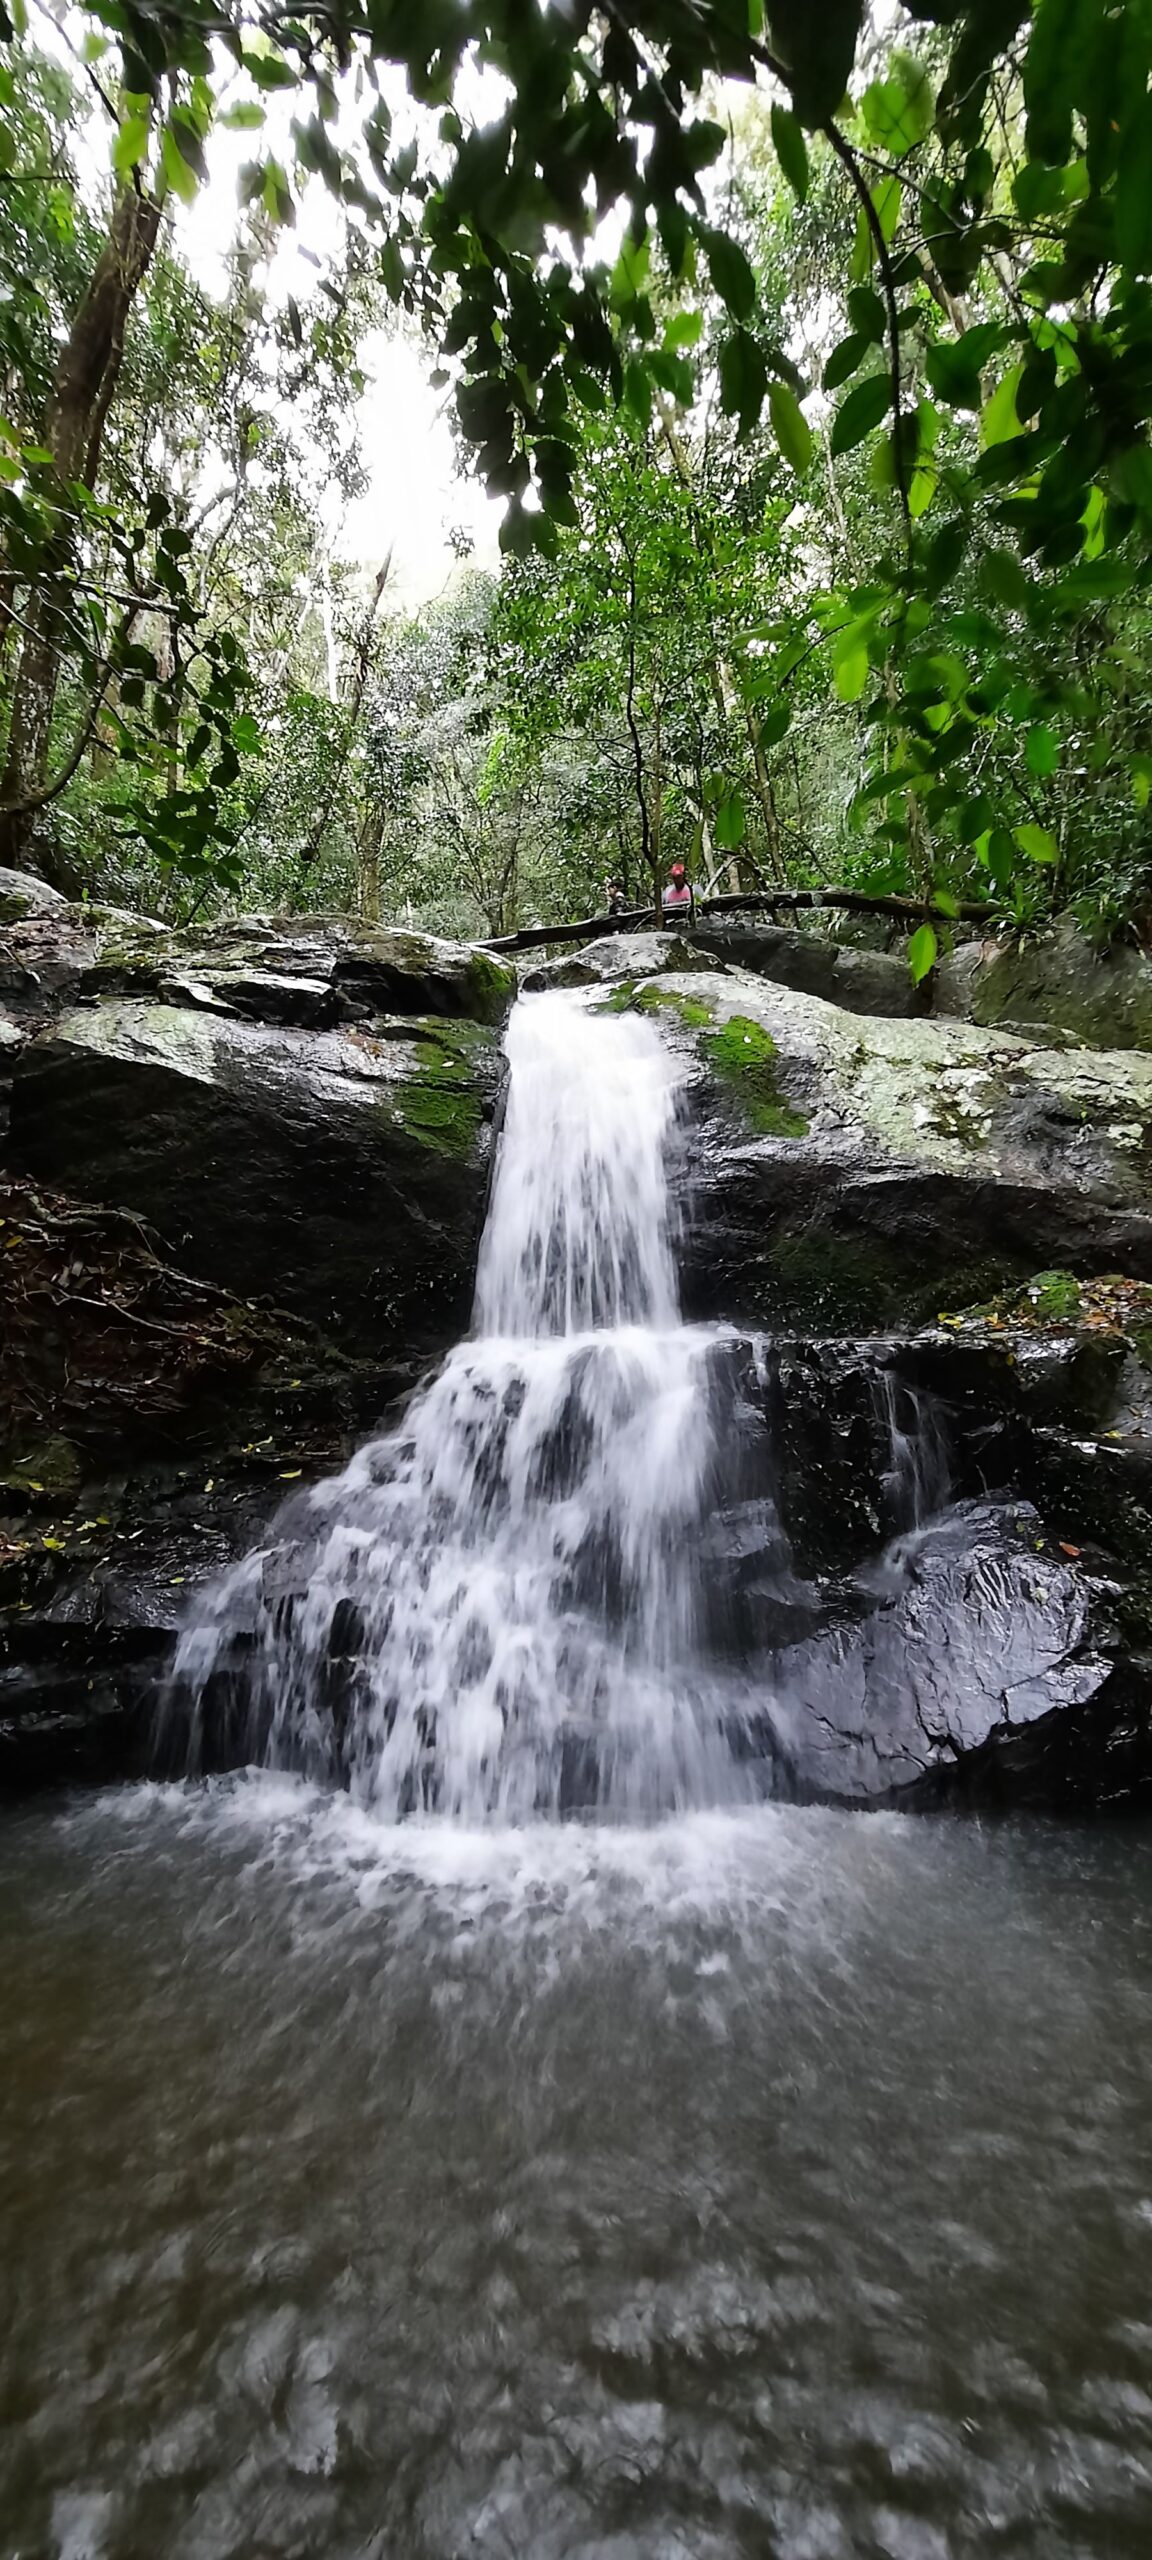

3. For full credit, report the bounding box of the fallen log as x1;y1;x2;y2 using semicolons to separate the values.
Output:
482;887;989;954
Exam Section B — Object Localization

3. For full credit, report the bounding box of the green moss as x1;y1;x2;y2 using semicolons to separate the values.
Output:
1026;1268;1083;1320
463;949;516;1025
381;1033;483;1159
705;1013;809;1138
598;980;715;1028
766;1230;902;1328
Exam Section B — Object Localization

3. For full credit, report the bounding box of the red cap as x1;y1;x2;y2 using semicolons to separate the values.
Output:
671;862;686;878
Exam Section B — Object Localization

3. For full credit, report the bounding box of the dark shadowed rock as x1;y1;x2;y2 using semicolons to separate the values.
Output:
2;906;515;1358
936;916;1152;1051
690;923;920;1017
756;1501;1152;1812
618;965;1152;1329
9;1000;507;1352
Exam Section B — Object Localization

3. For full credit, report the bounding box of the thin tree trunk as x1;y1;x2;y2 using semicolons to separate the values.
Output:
623;557;652;889
357;804;384;924
0;182;163;871
744;708;787;884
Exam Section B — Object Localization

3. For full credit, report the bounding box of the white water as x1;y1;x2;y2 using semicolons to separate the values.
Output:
171;993;786;1820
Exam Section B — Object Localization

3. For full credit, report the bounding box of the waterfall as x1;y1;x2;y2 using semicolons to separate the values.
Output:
169;992;785;1821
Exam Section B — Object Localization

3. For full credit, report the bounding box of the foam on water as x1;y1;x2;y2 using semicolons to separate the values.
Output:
168;990;788;1820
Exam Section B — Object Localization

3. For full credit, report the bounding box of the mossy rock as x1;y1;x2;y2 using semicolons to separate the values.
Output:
0;1434;83;1497
596;980;715;1029
704;1014;809;1138
375;1022;489;1159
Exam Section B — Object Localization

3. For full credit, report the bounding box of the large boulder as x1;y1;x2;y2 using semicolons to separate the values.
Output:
756;1498;1152;1812
610;966;1152;1328
683;1310;1152;1811
3;908;514;1356
689;921;921;1017
936;915;1152;1050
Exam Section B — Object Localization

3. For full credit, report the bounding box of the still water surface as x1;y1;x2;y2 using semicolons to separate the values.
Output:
3;1778;1152;2559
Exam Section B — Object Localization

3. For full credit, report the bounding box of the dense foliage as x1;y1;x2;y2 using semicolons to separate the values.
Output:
0;1;1150;969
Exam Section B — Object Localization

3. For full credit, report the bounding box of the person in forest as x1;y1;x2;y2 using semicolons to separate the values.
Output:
660;861;694;928
604;878;627;916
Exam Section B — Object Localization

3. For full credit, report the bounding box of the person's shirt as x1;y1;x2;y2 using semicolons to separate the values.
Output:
661;881;693;915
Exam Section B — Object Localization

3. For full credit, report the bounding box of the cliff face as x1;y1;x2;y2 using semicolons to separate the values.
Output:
0;895;515;1785
6;906;1152;1812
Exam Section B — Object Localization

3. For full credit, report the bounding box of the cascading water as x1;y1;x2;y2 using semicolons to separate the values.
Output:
170;991;787;1820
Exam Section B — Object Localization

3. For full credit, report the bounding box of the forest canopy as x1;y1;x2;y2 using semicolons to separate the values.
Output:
0;0;1149;972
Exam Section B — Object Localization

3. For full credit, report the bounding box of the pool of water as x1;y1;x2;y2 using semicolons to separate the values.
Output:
3;1779;1152;2558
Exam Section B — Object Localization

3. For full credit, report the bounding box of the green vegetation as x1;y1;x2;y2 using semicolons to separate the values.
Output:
383;1031;486;1160
705;1016;809;1136
601;981;714;1028
0;4;1151;974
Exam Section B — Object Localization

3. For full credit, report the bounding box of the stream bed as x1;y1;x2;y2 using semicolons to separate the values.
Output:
3;1778;1152;2559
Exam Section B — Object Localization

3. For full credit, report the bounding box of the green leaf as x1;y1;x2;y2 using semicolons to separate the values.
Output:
1025;723;1059;778
715;788;745;850
758;699;792;746
623;359;653;428
771;103;809;203
830;371;891;456
847;284;886;345
161;124;200;205
220;100;265;130
907;923;938;983
663;309;702;351
1111;442;1152;515
499;501;535;561
768;379;812;475
861;53;934;153
981;547;1031;612
718;329;768;438
874;177;903;246
1015;821;1059;864
240;43;298;91
933;889;961;918
981;362;1023;447
833;620;872;701
703;228;757;323
113;110;150;176
1024;0;1098;166
823;333;869;392
610;232;650;311
924;322;1004;411
1117;92;1152;272
767;0;863;128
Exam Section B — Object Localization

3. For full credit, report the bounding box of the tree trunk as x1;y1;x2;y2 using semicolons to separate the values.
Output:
0;182;163;872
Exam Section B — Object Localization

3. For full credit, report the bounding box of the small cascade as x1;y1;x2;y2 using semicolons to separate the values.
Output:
169;992;787;1820
877;1368;951;1534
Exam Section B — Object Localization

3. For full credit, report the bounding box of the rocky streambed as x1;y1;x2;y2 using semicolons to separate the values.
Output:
4;884;1152;1811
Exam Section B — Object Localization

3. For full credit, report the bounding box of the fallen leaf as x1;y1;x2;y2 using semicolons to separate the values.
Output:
279;1468;302;1480
203;1478;215;1493
1058;1541;1082;1558
41;1535;65;1552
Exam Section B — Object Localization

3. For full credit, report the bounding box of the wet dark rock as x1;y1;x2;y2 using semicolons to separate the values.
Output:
10;1002;506;1352
3;906;514;1356
690;923;920;1017
522;930;713;992
936;916;1152;1052
637;964;1152;1330
757;1499;1152;1812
